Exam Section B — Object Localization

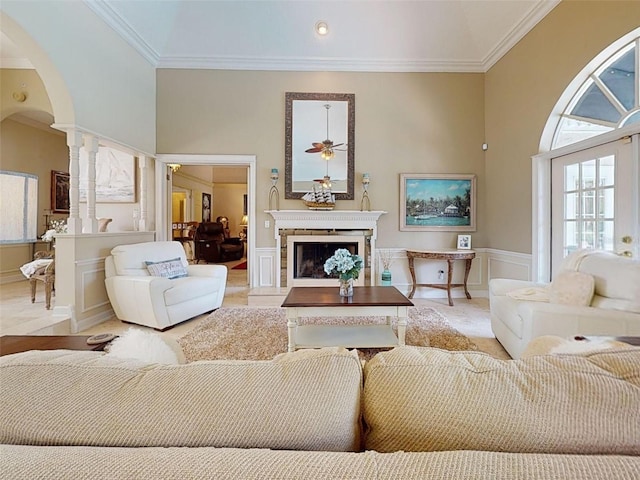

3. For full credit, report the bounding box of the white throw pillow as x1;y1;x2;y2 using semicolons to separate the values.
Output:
105;328;184;364
145;257;187;279
549;270;595;306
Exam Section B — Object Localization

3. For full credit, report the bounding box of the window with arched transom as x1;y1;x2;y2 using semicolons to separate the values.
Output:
553;38;640;148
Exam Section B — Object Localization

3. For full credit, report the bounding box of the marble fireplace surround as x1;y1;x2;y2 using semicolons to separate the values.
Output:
267;210;386;288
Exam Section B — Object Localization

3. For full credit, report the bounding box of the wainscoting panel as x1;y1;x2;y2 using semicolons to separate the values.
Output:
486;248;532;282
79;259;110;313
250;246;532;300
255;248;276;287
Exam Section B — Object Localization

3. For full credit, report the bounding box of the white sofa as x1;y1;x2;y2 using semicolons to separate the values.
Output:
105;241;227;330
490;250;640;359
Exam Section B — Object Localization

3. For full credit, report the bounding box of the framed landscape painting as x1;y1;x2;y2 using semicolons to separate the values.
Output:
400;173;476;232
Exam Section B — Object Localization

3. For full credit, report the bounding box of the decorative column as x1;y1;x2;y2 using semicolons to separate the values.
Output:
137;155;149;231
66;130;83;234
83;134;99;233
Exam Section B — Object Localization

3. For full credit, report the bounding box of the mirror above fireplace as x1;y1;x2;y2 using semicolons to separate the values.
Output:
284;92;355;200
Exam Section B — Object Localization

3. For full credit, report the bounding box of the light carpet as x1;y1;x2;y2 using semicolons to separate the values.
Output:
178;306;478;362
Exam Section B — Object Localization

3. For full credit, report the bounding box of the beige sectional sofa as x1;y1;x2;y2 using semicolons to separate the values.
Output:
2;346;639;479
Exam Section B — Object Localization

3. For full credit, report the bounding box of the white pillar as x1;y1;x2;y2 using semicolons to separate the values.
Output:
138;155;149;231
83;134;99;233
66;130;83;234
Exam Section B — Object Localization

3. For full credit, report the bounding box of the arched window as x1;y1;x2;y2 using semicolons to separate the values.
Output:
553;38;639;148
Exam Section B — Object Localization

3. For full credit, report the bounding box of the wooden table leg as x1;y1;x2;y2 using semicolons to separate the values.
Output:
463;258;472;299
408;255;417;299
446;259;454;306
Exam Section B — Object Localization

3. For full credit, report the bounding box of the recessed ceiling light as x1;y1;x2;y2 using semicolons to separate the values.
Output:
315;21;329;36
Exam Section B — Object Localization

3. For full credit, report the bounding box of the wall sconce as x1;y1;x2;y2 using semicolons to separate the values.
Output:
315;21;329;36
168;163;181;173
360;173;371;211
269;168;280;210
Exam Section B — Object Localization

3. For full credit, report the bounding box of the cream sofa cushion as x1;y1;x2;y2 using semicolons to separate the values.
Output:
579;252;640;312
3;446;639;480
0;348;363;452
549;270;594;306
363;346;640;454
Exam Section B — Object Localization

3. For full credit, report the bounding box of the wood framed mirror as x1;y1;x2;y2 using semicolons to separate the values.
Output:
285;92;355;200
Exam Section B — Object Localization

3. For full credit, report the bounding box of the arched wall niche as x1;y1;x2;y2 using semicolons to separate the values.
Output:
0;12;75;127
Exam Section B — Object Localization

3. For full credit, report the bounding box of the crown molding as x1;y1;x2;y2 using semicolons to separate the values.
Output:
83;0;159;66
0;58;34;69
157;55;486;73
482;0;561;71
86;0;558;73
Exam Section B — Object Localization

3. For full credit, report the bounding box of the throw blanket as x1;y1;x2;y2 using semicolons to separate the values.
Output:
19;259;53;278
507;286;549;302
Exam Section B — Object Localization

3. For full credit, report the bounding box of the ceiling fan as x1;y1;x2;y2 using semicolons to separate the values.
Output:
305;104;346;160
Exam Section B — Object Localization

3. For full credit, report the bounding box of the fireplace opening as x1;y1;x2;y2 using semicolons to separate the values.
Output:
294;242;358;280
286;234;367;287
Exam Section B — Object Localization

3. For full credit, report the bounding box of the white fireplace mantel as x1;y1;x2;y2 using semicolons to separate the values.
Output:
267;210;387;287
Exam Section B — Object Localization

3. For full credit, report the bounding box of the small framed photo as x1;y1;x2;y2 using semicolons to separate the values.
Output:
457;234;471;250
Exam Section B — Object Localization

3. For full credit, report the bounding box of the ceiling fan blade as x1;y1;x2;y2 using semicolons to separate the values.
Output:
332;143;345;148
312;142;325;149
305;147;323;153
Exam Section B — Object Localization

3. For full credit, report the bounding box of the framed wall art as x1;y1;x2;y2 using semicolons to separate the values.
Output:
400;173;476;232
51;170;70;213
202;193;212;222
79;146;136;203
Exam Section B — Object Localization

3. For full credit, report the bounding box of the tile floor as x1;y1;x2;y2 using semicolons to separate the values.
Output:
0;261;510;359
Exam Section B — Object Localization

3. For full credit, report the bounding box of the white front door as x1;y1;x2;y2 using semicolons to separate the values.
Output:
551;137;636;275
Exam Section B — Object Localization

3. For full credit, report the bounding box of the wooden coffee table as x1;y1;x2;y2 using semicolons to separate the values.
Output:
281;286;414;352
0;335;109;357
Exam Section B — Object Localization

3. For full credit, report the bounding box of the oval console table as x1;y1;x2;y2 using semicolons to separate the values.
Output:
406;249;476;306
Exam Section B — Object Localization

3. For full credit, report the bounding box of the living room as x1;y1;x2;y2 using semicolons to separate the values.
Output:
1;0;639;335
2;2;640;477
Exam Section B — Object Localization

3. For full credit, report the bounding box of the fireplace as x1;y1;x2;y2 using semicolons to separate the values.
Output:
267;210;386;288
287;235;366;287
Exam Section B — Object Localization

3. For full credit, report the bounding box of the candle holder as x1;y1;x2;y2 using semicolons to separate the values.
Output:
360;173;371;211
269;168;280;211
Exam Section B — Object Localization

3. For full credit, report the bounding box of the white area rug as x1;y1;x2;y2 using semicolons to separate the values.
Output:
178;306;478;361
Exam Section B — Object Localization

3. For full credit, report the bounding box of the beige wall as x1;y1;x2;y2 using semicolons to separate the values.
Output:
157;70;485;249
213;183;248;237
485;1;640;254
0;118;69;279
0;118;68;228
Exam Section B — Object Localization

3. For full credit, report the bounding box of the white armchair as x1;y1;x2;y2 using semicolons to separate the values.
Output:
490;251;640;359
105;241;227;330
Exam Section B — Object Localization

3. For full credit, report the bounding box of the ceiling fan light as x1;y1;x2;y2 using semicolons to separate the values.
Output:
321;149;334;160
315;21;328;36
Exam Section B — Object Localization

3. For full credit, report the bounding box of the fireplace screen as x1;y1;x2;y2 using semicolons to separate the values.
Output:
294;242;358;279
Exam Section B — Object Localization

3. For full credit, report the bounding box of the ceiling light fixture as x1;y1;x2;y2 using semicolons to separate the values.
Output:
315;21;328;36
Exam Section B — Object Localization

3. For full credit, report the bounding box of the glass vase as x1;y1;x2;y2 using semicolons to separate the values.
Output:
339;278;354;297
381;268;392;286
